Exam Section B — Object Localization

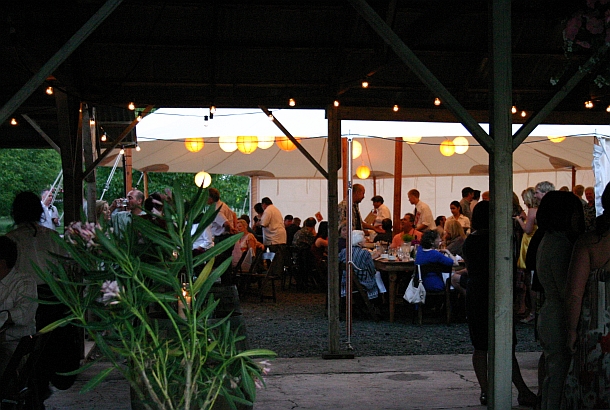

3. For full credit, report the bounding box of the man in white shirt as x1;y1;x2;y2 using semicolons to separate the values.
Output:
260;197;287;278
408;189;436;232
0;236;37;376
371;195;391;230
40;189;60;230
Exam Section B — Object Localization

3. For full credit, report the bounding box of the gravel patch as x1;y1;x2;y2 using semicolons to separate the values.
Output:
240;289;541;358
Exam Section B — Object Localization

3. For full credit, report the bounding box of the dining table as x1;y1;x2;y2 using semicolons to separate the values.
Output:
374;257;463;323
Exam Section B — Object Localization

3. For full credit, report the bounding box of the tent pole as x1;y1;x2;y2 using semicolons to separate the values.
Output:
392;138;403;236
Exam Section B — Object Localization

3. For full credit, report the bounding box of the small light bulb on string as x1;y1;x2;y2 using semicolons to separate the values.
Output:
268;113;274;121
136;114;142;121
128;102;135;110
119;148;125;155
10;118;18;126
101;133;107;142
46;86;54;95
89;117;95;126
361;79;369;88
210;105;216;114
434;97;441;106
511;105;517;114
333;100;340;107
520;110;527;118
606;105;610;113
393;104;399;112
135;144;141;152
585;100;594;109
288;98;296;107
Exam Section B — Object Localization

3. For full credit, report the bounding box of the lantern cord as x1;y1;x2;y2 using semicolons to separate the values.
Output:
100;153;123;200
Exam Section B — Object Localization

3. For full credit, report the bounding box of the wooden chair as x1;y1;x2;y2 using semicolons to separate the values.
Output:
339;262;380;321
413;263;452;325
0;332;51;410
239;250;279;302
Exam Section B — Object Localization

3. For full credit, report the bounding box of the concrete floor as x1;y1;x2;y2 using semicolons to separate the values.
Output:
44;352;540;410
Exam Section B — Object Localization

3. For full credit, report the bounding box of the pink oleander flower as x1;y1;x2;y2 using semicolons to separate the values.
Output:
258;360;271;376
565;15;583;40
99;280;121;305
586;15;605;34
65;221;101;249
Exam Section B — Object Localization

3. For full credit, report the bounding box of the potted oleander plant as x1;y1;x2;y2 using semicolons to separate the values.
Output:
36;186;275;410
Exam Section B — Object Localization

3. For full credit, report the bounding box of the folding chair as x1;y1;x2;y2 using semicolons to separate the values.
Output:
414;263;452;325
0;333;51;410
239;250;279;302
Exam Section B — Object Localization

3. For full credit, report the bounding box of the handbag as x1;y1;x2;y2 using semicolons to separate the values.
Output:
404;265;426;304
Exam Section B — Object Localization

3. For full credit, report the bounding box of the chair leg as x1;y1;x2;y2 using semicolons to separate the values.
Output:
418;303;423;325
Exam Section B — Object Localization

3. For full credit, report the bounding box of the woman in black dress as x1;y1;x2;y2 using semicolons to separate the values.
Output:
462;200;536;406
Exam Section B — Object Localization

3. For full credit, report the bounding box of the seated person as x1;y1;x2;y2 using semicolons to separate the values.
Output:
0;236;37;376
415;230;454;292
292;217;317;250
391;213;422;248
373;218;393;244
311;221;329;278
339;230;380;301
231;218;264;272
444;219;467;256
338;222;348;253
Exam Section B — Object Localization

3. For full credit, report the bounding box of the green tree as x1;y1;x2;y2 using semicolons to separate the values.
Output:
0;149;62;217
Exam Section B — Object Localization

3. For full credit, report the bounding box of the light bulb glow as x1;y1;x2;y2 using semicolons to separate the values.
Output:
333;100;340;107
402;136;422;145
288;98;296;107
46;86;54;95
393;104;399;112
10;118;17;126
185;137;204;152
89;118;95;125
135;145;141;151
257;135;275;149
128;102;135;110
210;105;216;114
119;148;125;155
361;80;369;88
440;140;455;156
585;100;594;109
606;105;610;113
236;135;258;154
453;136;469;154
434;97;441;106
520;110;527;117
547;135;566;143
218;136;237;152
194;171;212;188
101;133;107;142
356;165;370;179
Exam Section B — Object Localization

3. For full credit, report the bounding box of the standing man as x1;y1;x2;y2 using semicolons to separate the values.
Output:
459;187;475;221
40;189;60;230
338;183;375;232
408;189;436;232
260;197;287;278
583;186;596;232
110;189;146;235
207;188;238;283
572;184;587;206
371;195;391;231
207;188;238;232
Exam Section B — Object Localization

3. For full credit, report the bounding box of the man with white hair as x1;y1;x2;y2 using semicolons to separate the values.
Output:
338;230;380;301
40;189;60;230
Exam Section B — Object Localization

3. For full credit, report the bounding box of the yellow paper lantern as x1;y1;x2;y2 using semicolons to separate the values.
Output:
356;165;370;179
236;135;258;154
218;136;237;152
184;137;204;153
194;171;212;188
453;136;469;154
547;135;566;143
440;140;455;157
351;140;362;159
402;136;422;145
257;135;275;149
276;136;301;151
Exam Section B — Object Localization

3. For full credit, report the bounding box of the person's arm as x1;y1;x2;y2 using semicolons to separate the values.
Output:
315;237;328;248
565;237;591;353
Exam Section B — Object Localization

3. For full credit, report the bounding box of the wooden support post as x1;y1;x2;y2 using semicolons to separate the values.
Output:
124;148;133;195
82;104;97;223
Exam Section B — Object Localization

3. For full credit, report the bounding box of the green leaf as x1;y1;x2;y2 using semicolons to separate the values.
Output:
38;316;77;333
80;366;116;393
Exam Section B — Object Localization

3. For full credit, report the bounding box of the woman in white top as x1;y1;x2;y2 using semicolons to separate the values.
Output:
231;219;264;271
447;200;471;234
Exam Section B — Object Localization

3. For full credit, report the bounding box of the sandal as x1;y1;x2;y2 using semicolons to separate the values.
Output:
520;313;535;324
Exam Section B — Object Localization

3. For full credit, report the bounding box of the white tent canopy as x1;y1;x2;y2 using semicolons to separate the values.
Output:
133;108;609;178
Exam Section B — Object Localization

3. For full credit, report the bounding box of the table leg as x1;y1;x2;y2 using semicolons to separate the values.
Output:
389;272;397;323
